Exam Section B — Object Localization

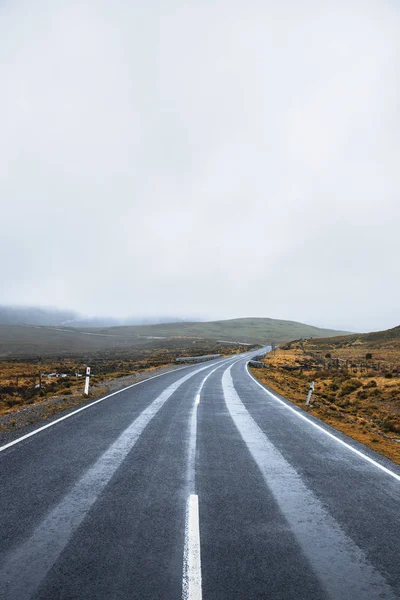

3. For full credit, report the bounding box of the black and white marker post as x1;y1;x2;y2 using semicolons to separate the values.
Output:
306;380;314;408
84;366;91;396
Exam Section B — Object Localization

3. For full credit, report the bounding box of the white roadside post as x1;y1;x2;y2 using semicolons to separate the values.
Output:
84;367;91;395
306;381;315;408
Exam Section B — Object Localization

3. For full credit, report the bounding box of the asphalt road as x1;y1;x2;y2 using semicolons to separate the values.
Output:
1;351;399;599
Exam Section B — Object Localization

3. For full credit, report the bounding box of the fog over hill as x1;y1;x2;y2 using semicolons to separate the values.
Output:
62;316;190;327
0;306;77;326
0;305;194;328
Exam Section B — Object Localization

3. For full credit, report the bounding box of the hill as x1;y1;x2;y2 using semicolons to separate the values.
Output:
81;317;348;345
0;317;349;358
309;324;400;348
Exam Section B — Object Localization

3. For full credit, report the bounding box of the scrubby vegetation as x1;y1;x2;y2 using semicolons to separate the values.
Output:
252;330;400;464
0;342;248;425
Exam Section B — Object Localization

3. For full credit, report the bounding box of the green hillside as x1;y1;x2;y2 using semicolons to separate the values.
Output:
80;317;349;344
0;318;349;358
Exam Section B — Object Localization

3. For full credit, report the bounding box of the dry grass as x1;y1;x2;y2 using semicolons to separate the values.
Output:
252;338;400;465
0;342;246;424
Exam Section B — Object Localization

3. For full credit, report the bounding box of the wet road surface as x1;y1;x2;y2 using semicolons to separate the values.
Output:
1;352;399;599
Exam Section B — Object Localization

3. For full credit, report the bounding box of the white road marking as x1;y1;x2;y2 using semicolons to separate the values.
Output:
0;359;226;454
183;359;240;599
187;359;240;490
246;362;400;483
195;359;228;400
223;366;395;600
187;397;200;492
182;494;202;600
0;361;222;600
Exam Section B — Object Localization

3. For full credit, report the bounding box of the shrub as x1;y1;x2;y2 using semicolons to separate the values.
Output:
338;379;362;397
369;388;381;397
364;380;377;388
366;353;373;360
6;398;19;408
336;397;351;408
313;370;331;380
381;418;400;434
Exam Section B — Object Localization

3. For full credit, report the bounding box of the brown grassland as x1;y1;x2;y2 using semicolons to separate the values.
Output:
251;328;400;464
0;342;248;431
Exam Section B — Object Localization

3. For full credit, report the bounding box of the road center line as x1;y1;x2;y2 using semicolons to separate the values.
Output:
183;358;239;600
0;361;221;600
186;359;238;493
222;365;395;600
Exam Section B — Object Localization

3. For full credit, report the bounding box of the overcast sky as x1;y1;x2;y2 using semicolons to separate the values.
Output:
1;0;399;332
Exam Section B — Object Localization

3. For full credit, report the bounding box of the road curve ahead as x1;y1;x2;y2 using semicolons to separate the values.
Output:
0;352;399;599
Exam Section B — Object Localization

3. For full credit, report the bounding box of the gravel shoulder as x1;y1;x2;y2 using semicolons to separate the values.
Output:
0;363;186;447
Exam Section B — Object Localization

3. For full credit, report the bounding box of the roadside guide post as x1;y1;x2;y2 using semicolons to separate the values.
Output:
84;366;91;395
306;381;315;408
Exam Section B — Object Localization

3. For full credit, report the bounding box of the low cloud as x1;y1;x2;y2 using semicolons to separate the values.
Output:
1;0;399;332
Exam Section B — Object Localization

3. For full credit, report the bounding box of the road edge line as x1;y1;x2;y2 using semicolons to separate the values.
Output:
0;360;221;454
245;362;400;483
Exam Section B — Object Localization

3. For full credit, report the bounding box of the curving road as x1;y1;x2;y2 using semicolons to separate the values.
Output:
0;351;399;599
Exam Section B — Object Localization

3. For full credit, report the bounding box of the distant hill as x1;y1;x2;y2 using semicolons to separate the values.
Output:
0;317;349;358
0;325;203;358
310;324;400;348
362;325;400;344
82;317;349;345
